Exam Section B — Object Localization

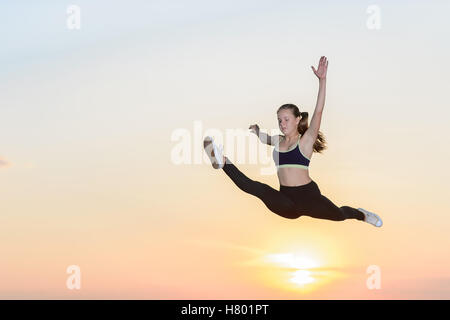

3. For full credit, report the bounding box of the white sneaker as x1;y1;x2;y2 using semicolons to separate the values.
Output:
203;136;225;169
358;208;383;227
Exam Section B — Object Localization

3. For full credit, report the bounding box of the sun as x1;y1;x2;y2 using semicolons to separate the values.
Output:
290;270;315;286
263;252;321;288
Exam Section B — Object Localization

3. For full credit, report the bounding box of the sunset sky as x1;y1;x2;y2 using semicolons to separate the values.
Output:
1;0;450;299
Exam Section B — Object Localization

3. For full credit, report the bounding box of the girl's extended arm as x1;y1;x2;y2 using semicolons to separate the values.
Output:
311;56;328;113
306;56;328;142
249;124;275;145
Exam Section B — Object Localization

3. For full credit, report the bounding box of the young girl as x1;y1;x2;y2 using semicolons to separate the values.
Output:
203;56;382;227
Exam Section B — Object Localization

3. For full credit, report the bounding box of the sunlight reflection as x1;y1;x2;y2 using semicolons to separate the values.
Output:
265;253;319;269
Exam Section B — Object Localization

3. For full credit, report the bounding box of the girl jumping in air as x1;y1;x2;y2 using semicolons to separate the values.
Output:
203;56;383;227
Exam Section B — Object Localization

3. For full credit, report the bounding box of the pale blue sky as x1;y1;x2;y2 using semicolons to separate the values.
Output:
2;1;449;150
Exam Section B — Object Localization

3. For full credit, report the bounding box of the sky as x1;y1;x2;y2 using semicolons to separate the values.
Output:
1;0;450;299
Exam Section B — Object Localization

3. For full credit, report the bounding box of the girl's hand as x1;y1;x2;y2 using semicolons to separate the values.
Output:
249;124;260;135
311;56;328;80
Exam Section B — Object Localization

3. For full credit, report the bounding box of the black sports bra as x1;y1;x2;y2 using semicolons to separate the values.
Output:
272;135;310;170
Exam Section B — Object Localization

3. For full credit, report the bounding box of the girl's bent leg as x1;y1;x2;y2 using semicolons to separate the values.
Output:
222;159;299;219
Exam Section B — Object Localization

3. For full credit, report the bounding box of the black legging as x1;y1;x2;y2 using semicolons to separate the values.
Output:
222;158;365;221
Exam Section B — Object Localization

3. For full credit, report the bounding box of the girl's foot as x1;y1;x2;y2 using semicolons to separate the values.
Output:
358;208;383;227
203;136;225;169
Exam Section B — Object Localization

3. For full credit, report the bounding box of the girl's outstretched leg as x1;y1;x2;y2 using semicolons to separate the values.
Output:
302;194;365;222
221;158;300;219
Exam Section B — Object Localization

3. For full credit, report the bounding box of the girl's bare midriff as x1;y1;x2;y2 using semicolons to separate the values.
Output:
276;135;313;187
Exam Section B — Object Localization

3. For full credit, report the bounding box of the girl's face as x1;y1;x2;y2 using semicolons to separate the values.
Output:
277;109;300;135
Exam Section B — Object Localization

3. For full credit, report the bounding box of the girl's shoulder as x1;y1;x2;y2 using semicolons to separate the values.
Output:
272;134;284;146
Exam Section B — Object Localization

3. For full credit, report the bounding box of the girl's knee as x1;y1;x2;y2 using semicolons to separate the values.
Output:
271;209;301;220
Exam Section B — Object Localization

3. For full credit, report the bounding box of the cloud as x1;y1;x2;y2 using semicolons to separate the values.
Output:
0;157;12;168
185;239;267;256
